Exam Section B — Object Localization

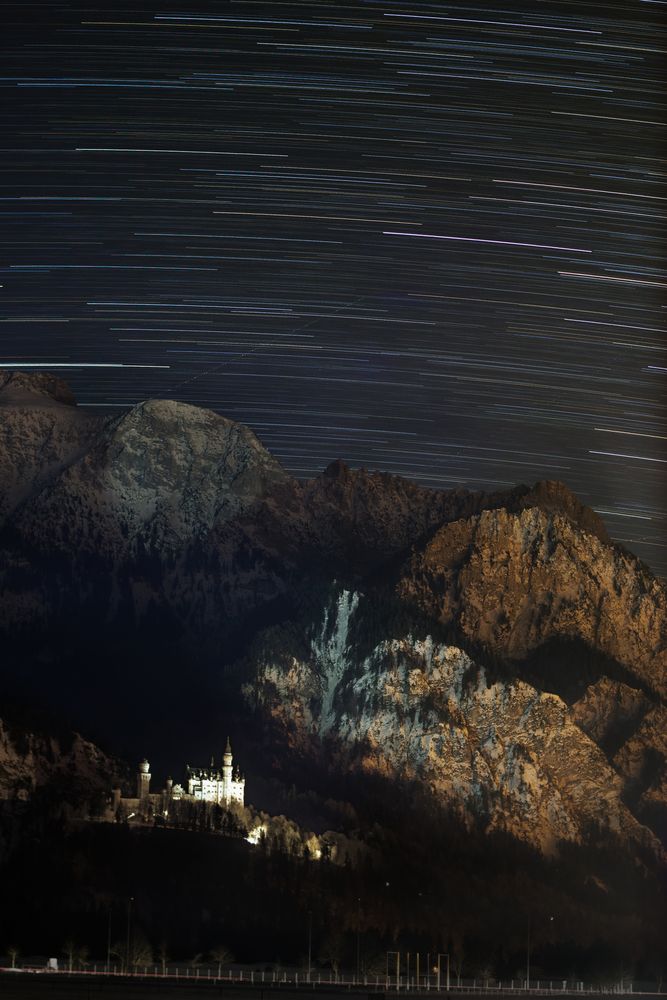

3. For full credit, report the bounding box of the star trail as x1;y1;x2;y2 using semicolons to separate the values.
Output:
1;1;665;573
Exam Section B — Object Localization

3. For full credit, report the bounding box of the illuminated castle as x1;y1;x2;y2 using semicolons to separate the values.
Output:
111;738;244;819
185;737;245;806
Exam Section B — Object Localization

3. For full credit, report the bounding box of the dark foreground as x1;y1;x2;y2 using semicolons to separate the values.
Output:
0;975;659;1000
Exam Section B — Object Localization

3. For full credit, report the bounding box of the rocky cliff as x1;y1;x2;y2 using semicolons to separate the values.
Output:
0;714;118;803
399;506;666;698
244;589;663;857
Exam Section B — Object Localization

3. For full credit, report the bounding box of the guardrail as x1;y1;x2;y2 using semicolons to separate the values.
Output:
0;966;655;994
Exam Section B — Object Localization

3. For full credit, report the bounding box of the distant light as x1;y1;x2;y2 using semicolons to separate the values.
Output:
245;825;266;845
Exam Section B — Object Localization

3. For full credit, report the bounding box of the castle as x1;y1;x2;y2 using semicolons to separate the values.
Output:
111;738;245;820
185;737;245;806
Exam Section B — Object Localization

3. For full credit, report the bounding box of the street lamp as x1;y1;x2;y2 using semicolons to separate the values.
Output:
126;897;134;974
307;910;312;983
106;906;112;972
356;897;361;981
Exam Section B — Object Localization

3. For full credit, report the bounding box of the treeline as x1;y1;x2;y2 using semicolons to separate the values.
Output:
0;770;665;985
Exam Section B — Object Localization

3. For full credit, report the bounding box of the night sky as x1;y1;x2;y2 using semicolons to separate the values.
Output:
2;1;666;574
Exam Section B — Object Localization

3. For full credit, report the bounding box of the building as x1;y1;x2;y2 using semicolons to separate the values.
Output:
185;737;245;806
110;739;244;821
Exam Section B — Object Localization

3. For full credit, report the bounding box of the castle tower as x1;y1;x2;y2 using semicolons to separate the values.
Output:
222;737;233;803
137;758;151;800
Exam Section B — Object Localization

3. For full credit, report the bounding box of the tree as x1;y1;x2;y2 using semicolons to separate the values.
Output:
210;944;234;978
451;934;465;986
131;929;153;969
63;939;76;973
318;932;345;976
110;940;127;971
365;952;388;977
157;941;169;976
7;946;19;970
111;926;153;972
476;964;495;988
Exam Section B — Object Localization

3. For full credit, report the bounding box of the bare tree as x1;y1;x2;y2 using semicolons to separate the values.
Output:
210;945;234;978
63;939;76;973
112;928;152;971
110;939;128;971
157;941;169;976
131;929;153;969
451;936;465;987
318;933;345;976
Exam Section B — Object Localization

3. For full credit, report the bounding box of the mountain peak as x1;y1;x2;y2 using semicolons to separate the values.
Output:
323;458;352;481
519;479;610;545
0;369;77;407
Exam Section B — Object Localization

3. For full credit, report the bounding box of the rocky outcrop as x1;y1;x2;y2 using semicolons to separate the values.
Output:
398;507;667;699
571;679;651;754
613;703;667;825
245;591;661;857
0;716;118;802
0;372;101;524
0;370;77;407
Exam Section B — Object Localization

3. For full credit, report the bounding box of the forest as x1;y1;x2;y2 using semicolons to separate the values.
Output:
0;767;664;987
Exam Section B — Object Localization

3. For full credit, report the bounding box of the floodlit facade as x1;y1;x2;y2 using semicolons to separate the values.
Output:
111;738;244;820
185;737;245;806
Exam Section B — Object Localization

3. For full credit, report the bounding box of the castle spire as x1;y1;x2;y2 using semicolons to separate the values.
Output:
137;758;151;800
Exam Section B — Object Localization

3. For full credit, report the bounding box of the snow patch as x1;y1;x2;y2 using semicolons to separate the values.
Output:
312;590;360;733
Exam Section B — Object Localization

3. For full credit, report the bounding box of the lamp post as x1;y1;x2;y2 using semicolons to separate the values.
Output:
106;907;112;973
307;910;312;983
356;897;361;982
126;897;134;974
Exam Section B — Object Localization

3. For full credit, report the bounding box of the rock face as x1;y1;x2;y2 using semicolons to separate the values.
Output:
245;590;662;857
398;507;667;698
0;371;100;524
6;393;289;556
0;716;118;802
571;679;651;754
0;371;665;860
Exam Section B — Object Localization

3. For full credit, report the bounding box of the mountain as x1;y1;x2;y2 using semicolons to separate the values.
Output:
2;375;289;556
244;590;660;859
0;370;665;864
